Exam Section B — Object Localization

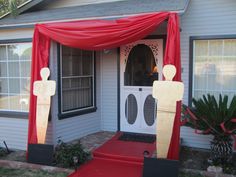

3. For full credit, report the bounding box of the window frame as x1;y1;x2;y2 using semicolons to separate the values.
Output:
189;35;236;106
58;44;97;119
0;38;32;119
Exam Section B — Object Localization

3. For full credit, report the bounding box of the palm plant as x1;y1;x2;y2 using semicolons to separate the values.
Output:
182;94;236;165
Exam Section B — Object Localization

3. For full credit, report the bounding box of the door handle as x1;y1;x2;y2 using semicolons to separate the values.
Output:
139;88;142;91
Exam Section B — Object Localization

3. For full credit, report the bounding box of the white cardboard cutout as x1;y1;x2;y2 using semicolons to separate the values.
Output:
33;68;56;144
152;65;184;158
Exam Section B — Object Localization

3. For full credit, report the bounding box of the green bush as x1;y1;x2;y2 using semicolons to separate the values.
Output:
182;94;236;137
0;147;7;157
54;139;90;168
182;94;236;166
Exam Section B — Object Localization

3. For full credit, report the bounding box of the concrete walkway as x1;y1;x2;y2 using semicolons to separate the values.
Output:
79;131;115;152
0;131;235;177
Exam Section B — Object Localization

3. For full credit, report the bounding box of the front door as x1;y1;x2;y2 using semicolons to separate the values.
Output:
120;39;163;134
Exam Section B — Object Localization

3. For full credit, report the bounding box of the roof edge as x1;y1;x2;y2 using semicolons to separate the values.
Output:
0;8;189;30
17;0;43;14
182;0;191;15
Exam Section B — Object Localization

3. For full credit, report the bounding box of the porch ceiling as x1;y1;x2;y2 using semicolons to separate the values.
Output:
0;0;190;28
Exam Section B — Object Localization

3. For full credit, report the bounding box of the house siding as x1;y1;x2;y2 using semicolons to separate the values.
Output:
0;118;52;150
0;29;103;150
0;29;33;40
1;0;236;151
0;28;53;150
100;50;118;131
180;0;236;149
49;43;102;145
0;118;28;150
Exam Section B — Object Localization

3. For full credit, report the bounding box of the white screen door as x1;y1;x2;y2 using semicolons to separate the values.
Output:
120;39;163;134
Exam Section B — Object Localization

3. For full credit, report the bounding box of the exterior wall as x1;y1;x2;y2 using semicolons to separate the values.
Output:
100;50;118;131
1;0;236;150
0;116;52;150
0;118;28;150
99;25;168;133
180;0;236;149
0;28;103;149
49;43;101;145
0;28;33;40
180;127;213;149
0;28;52;150
44;0;126;10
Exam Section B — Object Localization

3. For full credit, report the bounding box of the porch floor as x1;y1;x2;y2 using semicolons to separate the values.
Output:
78;131;157;157
69;132;156;177
78;131;116;152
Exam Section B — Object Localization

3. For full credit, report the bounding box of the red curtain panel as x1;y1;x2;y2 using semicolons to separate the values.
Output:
28;12;181;160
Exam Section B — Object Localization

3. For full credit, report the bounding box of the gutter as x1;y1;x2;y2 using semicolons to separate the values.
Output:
0;0;190;30
182;0;191;16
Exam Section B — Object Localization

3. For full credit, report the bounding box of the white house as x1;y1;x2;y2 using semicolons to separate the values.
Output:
0;0;235;151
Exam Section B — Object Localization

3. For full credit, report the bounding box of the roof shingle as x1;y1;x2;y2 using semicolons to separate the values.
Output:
0;0;189;27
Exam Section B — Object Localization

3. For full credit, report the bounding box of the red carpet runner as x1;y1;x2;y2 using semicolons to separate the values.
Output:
68;132;156;177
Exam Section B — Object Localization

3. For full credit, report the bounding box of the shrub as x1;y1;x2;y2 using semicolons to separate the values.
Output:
182;94;236;165
182;94;236;137
54;139;90;168
0;147;7;157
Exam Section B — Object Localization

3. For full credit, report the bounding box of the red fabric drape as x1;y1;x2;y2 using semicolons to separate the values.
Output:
28;12;182;160
164;14;182;159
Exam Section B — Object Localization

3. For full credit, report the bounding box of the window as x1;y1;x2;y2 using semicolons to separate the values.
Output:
124;44;157;86
59;45;96;118
0;42;32;112
191;38;236;102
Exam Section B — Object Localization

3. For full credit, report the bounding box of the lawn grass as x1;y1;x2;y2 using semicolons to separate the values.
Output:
0;167;205;177
179;171;204;177
0;167;69;177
